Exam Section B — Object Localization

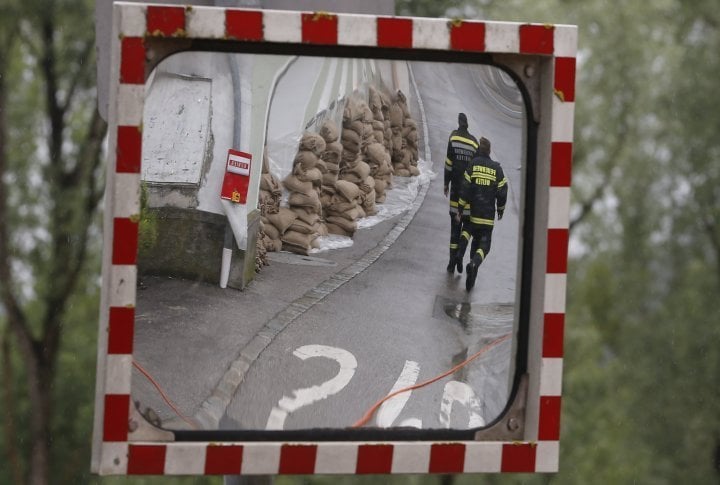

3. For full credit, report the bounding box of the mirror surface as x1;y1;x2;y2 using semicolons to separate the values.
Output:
131;51;526;433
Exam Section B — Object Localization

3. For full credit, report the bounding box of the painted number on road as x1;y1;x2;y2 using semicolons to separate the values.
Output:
267;345;489;430
265;344;357;430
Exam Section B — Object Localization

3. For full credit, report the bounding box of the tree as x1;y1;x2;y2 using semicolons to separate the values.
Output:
0;0;107;483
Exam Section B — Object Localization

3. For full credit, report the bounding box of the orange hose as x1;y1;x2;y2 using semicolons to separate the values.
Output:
132;360;200;430
351;333;511;428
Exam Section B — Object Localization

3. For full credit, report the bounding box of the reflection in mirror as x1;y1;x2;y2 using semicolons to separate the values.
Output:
131;51;525;434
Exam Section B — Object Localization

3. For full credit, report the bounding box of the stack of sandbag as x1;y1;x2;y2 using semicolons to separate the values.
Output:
340;96;365;172
258;152;283;253
390;90;421;177
325;180;362;237
338;156;373;217
318;120;343;210
380;91;394;157
364;142;392;204
281;132;327;255
388;94;408;176
397;90;420;176
368;87;385;146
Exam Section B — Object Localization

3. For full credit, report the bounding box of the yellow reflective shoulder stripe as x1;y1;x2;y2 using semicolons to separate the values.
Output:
464;172;471;182
498;177;508;187
445;157;453;167
469;216;494;226
450;135;479;148
458;198;466;206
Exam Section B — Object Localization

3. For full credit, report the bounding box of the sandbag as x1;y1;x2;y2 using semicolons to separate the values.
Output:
324;161;340;174
319;120;339;143
339;171;363;185
343;98;364;123
282;241;310;256
295;209;321;226
392;134;403;152
326;199;357;214
347;160;370;180
266;207;298;233
372;130;384;145
335;180;360;201
299;132;326;155
321;150;341;165
314;222;328;237
283;174;313;194
288;218;317;235
371;120;385;131
326;216;357;233
359;175;376;193
341;137;360;154
374;179;387;195
288;190;321;210
296;167;323;184
326;222;352;237
282;229;317;248
294;150;318;170
322;172;338;187
341;150;359;166
366;143;389;165
263;222;280;240
325;141;344;155
260;173;280;193
389;104;404;127
314;159;328;174
348;120;365;135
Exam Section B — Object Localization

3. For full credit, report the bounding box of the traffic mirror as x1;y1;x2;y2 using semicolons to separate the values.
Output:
92;3;576;476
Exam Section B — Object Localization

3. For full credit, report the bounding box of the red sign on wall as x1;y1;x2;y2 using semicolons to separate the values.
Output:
220;149;252;204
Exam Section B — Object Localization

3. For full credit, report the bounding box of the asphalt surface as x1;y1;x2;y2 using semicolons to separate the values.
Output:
131;60;524;434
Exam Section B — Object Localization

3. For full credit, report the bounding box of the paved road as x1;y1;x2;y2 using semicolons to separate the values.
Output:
131;60;524;434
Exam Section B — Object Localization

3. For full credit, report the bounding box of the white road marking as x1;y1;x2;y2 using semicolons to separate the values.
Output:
265;345;357;430
439;381;485;429
398;418;423;428
375;360;420;428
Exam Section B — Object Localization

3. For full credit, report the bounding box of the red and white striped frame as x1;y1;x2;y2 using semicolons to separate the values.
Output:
92;2;576;476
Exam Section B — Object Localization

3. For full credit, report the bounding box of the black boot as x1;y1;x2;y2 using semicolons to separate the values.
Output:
465;254;483;291
465;261;477;290
455;241;467;274
446;249;457;273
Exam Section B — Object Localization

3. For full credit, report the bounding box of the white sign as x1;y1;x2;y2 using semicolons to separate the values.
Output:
226;152;251;176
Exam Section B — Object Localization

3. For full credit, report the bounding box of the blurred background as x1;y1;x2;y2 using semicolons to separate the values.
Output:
0;0;718;483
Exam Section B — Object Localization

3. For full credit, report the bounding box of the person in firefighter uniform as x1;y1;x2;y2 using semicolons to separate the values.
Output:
444;113;479;274
456;137;508;290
